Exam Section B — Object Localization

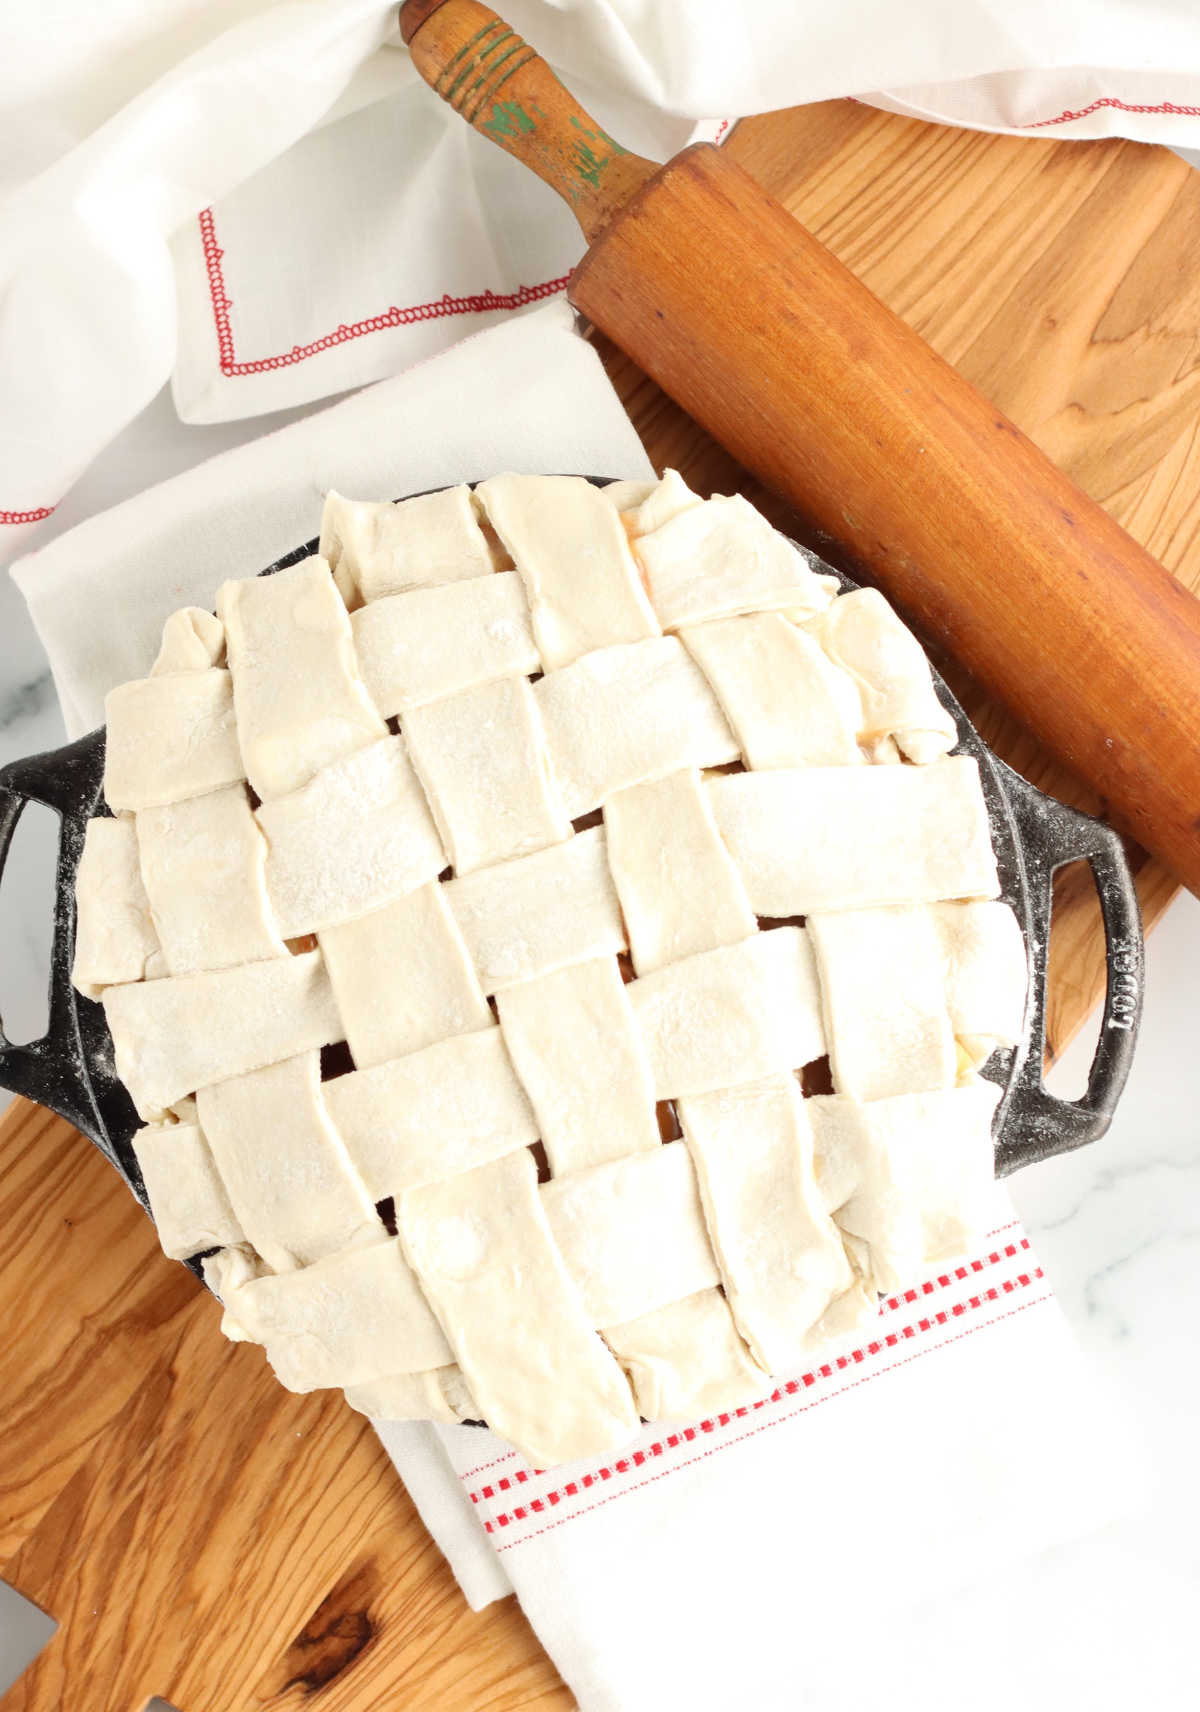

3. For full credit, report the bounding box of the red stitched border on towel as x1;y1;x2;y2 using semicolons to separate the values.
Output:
0;508;54;526
196;121;734;379
468;1248;1039;1517
199;207;569;378
1023;97;1200;128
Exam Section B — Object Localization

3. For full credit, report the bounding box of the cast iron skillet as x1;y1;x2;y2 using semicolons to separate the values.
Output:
0;481;1144;1223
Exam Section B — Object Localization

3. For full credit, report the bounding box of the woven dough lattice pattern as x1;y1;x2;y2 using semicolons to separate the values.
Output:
75;473;1027;1468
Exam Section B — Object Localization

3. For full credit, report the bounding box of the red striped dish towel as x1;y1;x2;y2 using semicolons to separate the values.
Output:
378;1185;1134;1710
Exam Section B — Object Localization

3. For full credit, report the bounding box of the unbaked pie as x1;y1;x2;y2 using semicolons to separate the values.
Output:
73;473;1027;1468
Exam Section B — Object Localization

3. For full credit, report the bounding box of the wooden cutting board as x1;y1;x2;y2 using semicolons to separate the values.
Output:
4;100;1200;1711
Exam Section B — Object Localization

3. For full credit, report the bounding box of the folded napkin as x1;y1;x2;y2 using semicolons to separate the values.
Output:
11;303;1136;1712
6;0;1200;550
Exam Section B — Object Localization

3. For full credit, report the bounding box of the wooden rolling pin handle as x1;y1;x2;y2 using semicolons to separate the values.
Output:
401;0;1200;896
400;0;657;238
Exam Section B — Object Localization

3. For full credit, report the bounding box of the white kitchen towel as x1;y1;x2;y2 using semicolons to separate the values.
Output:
11;300;1137;1712
377;1197;1134;1712
6;0;1200;546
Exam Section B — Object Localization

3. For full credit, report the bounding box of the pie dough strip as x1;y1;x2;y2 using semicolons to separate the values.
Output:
809;1077;1002;1295
497;957;660;1175
133;1115;243;1261
319;882;490;1069
151;607;225;674
344;1367;478;1426
808;906;957;1101
350;572;540;717
208;1237;453;1392
600;477;656;513
71;815;161;997
104;669;244;811
535;637;739;819
320;486;495;604
618;468;703;538
628;927;826;1099
633;493;832;630
445;825;626;993
476;473;660;669
322;1027;538;1201
136;784;285;975
218;557;386;801
677;1075;857;1373
596;757;770;1409
403;675;569;875
202;1243;267;1335
681;614;863;770
102;948;341;1119
399;1149;640;1468
805;587;957;764
602;1289;768;1422
492;862;769;1416
929;900;1028;1066
707;755;1000;917
195;1051;381;1273
257;737;446;939
539;1141;720;1327
603;769;756;976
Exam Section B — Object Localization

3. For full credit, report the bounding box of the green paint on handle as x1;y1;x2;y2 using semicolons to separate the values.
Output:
481;100;536;142
567;114;629;154
479;98;627;199
566;113;629;186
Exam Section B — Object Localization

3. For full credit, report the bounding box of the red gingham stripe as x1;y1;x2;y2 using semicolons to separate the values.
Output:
0;507;54;526
490;1289;1053;1550
467;1252;1040;1517
198;206;569;379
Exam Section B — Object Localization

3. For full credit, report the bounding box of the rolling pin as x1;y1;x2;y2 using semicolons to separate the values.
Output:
400;0;1200;898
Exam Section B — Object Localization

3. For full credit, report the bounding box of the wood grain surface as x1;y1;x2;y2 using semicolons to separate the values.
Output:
4;101;1200;1709
0;1099;572;1712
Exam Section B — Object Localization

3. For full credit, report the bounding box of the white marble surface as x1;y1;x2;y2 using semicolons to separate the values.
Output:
2;386;1199;1708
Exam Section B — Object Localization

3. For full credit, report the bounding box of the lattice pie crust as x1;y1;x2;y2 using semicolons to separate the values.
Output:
74;473;1027;1468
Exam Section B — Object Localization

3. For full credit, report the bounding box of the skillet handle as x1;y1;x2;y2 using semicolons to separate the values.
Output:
993;762;1143;1176
0;735;124;1157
